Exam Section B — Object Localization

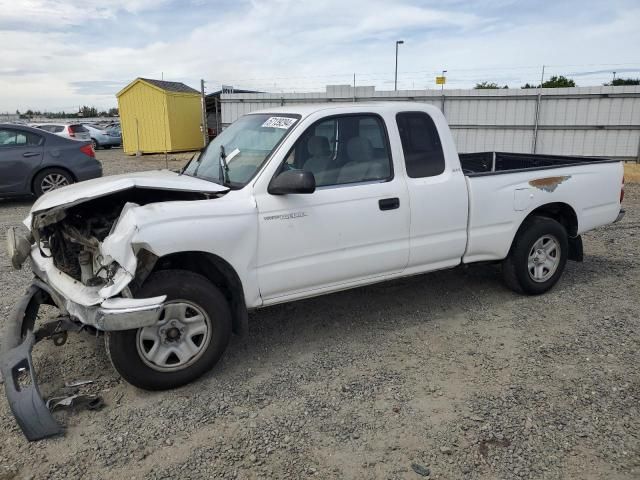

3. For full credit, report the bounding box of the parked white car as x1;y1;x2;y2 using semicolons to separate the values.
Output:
3;103;625;440
33;123;91;141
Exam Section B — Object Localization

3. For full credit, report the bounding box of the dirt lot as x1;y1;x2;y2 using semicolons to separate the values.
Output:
1;150;638;480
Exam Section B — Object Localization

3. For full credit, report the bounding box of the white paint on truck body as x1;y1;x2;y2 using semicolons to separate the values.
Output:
463;162;623;263
24;102;624;321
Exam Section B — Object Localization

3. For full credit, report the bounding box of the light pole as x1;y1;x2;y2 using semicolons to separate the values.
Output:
612;71;617;83
441;70;447;92
394;40;404;91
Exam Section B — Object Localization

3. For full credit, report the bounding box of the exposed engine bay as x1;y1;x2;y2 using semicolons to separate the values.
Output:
33;188;211;286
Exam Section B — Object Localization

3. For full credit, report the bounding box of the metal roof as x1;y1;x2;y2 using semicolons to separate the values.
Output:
206;88;262;98
139;78;199;94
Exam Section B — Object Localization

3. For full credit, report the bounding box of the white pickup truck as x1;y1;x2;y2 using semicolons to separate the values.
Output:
3;102;625;439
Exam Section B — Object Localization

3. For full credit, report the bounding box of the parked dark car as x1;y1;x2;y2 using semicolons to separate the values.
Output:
0;124;102;198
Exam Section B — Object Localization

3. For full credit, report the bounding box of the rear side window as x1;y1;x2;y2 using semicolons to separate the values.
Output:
396;112;445;178
0;129;42;147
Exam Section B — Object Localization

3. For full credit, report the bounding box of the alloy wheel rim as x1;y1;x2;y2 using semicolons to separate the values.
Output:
527;234;561;283
41;173;69;192
136;300;212;372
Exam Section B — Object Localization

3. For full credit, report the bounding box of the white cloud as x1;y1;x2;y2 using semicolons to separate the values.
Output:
0;0;168;26
0;0;638;111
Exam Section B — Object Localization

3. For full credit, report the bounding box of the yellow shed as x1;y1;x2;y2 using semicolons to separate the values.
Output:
116;78;204;154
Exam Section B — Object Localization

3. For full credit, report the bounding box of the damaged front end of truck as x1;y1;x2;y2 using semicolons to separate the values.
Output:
1;172;226;440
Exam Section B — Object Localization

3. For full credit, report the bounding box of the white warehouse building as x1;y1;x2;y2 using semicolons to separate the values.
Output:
218;84;640;161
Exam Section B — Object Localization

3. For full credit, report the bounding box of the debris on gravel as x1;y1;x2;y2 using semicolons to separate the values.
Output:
411;462;431;476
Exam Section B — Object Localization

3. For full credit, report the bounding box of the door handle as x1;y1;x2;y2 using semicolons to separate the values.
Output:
379;197;400;211
22;152;40;157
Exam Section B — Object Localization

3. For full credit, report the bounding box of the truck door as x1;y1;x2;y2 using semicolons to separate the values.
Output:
255;113;410;302
395;111;468;271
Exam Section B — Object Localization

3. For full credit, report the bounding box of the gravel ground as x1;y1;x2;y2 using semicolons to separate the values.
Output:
0;149;638;480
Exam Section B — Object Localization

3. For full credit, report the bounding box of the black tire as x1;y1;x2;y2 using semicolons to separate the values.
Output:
91;138;99;150
502;216;568;295
106;270;232;390
33;168;74;197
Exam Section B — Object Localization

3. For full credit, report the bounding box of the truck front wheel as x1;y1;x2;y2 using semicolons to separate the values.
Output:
106;270;232;390
502;216;568;295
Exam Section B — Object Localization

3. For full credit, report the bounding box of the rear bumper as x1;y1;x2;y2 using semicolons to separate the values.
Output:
74;160;103;182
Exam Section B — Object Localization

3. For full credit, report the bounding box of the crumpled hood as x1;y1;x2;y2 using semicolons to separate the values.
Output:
30;170;227;216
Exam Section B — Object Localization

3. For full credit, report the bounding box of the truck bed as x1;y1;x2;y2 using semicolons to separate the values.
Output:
459;152;619;176
460;152;623;265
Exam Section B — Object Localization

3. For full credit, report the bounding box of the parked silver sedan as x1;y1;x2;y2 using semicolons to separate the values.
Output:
83;124;122;150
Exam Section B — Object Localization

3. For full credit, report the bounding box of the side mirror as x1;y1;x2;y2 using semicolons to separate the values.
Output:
268;170;316;195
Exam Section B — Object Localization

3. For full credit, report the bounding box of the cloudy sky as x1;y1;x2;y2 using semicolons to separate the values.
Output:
2;0;639;112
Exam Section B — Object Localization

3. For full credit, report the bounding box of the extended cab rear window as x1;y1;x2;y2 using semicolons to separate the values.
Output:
396;112;445;178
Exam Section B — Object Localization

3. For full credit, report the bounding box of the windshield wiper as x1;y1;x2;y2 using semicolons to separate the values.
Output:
219;145;230;185
180;150;201;175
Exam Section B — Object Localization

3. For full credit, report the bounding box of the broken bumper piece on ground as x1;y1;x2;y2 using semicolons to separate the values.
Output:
0;282;165;441
0;285;62;441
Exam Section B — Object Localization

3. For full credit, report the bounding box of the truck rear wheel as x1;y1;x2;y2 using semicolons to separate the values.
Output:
502;216;568;295
106;270;231;390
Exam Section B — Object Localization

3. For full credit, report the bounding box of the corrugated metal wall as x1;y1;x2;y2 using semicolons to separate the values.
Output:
220;85;640;160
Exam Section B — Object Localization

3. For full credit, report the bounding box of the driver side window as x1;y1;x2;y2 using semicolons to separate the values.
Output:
281;114;392;187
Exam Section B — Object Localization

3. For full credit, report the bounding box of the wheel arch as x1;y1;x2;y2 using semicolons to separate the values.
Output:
149;251;248;336
30;166;78;195
511;202;581;260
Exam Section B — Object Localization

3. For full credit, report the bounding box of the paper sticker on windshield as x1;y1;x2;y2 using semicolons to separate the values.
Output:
226;148;240;163
261;116;297;129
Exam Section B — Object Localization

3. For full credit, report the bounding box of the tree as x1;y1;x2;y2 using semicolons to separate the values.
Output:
474;81;509;89
604;78;640;86
108;107;119;116
521;75;576;89
79;105;98;117
542;75;576;88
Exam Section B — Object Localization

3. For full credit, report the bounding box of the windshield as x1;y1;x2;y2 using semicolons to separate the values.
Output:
183;113;299;187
